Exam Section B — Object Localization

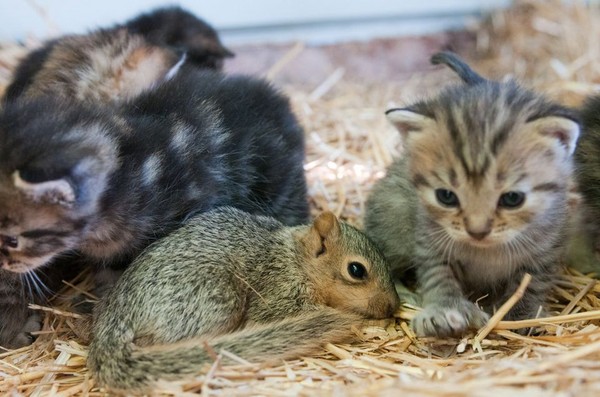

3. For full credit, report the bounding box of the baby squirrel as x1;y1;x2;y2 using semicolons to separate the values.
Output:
88;207;399;391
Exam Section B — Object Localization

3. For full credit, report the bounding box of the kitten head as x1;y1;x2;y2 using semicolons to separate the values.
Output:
386;52;579;251
0;99;118;273
124;6;234;70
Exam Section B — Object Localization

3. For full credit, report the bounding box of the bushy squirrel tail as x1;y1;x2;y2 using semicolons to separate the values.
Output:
88;307;363;391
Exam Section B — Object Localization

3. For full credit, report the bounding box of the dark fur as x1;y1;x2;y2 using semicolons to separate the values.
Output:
0;69;308;348
124;6;233;69
576;95;600;215
571;95;600;274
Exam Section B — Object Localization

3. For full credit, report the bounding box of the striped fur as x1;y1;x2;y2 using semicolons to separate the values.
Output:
365;52;580;337
3;7;232;104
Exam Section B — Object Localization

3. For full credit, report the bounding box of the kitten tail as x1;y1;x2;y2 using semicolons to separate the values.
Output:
431;51;486;85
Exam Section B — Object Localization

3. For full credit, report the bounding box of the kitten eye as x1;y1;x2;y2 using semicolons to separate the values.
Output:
18;167;68;183
498;191;526;208
435;189;460;207
347;262;367;280
0;234;18;249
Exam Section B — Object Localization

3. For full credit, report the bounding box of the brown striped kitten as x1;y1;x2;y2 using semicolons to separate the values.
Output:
365;52;580;337
3;6;233;104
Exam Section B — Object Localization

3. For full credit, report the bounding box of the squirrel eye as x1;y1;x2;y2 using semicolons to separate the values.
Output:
347;262;367;280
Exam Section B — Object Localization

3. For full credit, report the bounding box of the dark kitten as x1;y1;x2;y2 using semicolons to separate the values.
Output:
0;69;308;348
3;6;233;103
365;52;580;337
125;6;234;69
570;95;600;274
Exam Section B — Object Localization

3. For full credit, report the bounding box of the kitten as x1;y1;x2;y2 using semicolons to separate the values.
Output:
124;6;234;69
569;95;600;274
3;6;233;104
365;52;580;337
0;69;309;348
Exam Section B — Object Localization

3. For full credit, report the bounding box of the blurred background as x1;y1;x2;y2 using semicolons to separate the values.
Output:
1;1;510;44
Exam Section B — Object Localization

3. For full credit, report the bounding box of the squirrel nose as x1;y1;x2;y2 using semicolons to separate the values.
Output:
369;294;400;318
466;229;490;241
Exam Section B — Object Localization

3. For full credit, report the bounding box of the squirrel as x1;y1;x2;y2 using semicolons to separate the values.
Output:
87;206;400;391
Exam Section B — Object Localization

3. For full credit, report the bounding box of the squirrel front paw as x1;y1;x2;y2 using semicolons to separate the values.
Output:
412;300;489;338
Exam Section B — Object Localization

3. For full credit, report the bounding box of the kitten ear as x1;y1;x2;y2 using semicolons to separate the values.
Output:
385;108;433;138
13;170;75;206
528;116;580;156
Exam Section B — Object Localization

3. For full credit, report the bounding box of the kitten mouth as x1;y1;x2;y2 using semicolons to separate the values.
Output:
465;238;497;248
1;260;33;273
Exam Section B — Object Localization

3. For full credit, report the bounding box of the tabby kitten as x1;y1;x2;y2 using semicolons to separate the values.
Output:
3;6;233;103
365;52;580;337
0;69;308;348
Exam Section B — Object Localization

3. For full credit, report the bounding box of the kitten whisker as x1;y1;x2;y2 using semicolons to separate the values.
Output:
30;271;52;299
504;239;516;272
22;273;34;303
438;233;454;265
513;234;538;266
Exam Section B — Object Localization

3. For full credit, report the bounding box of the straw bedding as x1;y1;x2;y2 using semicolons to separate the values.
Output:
2;1;600;395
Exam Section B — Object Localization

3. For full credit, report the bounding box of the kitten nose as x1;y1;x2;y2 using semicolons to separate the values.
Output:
467;229;491;241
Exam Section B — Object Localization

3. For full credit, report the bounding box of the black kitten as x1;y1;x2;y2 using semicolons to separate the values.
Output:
125;6;234;69
570;95;600;274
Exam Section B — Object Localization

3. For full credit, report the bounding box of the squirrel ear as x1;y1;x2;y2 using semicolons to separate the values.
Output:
385;108;433;140
312;211;340;240
305;211;341;258
527;116;580;157
13;170;75;206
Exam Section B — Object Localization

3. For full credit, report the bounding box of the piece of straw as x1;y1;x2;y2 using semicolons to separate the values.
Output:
474;273;532;347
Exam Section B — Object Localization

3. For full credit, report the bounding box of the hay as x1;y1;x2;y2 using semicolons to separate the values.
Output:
2;0;600;395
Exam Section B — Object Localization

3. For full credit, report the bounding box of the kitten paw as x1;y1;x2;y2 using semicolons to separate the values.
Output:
10;313;42;348
395;281;421;307
412;301;489;338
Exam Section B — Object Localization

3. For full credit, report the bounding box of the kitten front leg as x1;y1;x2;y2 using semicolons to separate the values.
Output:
500;268;555;323
413;261;488;337
92;267;124;299
0;272;42;348
73;267;124;314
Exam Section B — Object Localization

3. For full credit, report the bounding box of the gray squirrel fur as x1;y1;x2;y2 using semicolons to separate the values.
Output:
88;207;400;391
